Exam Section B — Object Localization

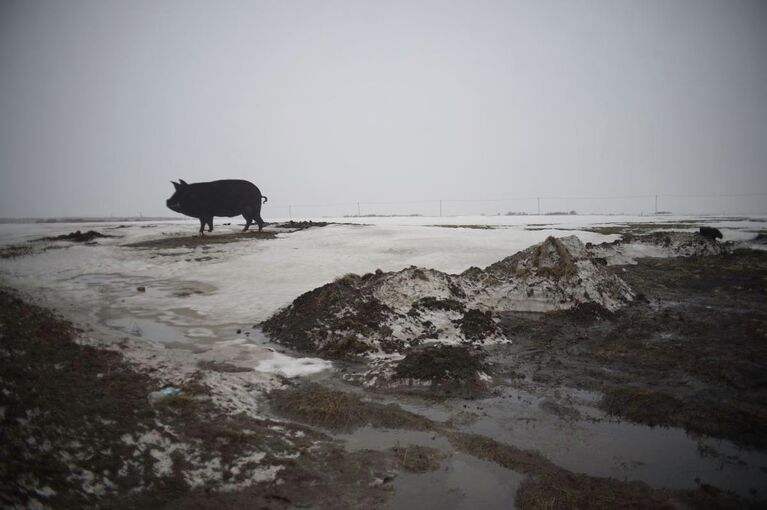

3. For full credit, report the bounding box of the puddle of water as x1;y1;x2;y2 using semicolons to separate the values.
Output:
389;386;767;498
104;317;203;351
70;273;216;302
76;273;767;500
338;427;522;510
472;392;767;497
340;427;449;452
386;454;522;510
103;313;334;380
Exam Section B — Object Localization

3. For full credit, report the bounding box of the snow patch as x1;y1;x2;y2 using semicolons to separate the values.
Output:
254;352;333;378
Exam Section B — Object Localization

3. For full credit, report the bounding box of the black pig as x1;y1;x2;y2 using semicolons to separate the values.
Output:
699;226;723;241
166;179;267;234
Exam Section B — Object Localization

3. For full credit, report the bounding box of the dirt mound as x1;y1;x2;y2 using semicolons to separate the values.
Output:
271;220;329;230
1;231;112;258
264;236;636;363
262;272;394;357
127;231;276;249
40;230;114;242
263;268;505;361
392;345;490;389
457;309;500;340
265;232;743;391
465;236;635;313
587;231;729;265
558;302;615;324
267;382;434;432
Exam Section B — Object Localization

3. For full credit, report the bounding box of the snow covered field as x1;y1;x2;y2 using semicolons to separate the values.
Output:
0;213;762;387
0;215;763;364
2;214;767;503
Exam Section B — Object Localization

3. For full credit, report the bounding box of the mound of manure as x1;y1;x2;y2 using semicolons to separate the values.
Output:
263;236;636;360
392;345;490;388
586;231;730;265
40;230;114;242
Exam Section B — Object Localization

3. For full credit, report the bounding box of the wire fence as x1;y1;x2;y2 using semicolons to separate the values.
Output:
267;192;767;219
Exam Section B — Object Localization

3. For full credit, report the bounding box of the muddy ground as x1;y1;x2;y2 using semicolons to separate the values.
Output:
0;289;401;509
495;249;767;450
260;242;767;508
3;225;767;509
0;222;335;257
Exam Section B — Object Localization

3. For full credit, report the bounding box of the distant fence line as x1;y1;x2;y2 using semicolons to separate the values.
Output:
268;192;767;218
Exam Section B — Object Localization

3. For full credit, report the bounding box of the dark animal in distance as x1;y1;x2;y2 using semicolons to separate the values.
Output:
699;226;723;241
166;179;267;235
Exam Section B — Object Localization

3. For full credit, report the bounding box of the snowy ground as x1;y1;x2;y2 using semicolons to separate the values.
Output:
2;214;766;505
0;214;764;375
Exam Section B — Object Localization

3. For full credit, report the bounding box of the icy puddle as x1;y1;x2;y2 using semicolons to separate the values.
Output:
338;427;522;510
379;385;767;499
386;454;522;510
102;312;333;378
465;393;767;497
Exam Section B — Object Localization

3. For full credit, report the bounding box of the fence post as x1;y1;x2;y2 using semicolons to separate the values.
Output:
357;202;361;217
288;205;292;219
537;197;541;215
439;200;442;217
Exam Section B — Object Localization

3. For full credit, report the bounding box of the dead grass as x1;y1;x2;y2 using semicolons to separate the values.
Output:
531;236;577;279
0;244;36;258
600;387;767;449
446;430;754;510
392;445;446;473
393;345;488;388
127;231;276;249
268;383;435;433
445;431;547;474
583;223;699;236
196;360;253;373
457;308;500;340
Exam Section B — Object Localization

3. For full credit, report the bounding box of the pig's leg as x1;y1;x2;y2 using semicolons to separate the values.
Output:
198;218;206;236
253;202;264;231
243;216;252;231
206;217;214;232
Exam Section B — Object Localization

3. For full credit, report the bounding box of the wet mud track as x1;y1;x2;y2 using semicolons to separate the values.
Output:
496;249;767;450
266;249;767;508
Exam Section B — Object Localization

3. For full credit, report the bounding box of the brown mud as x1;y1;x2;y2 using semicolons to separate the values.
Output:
0;289;398;509
39;230;115;242
260;236;767;507
262;235;636;363
5;229;767;508
392;345;489;395
125;221;339;250
265;380;764;509
0;229;115;258
127;230;277;249
270;220;331;230
496;249;767;450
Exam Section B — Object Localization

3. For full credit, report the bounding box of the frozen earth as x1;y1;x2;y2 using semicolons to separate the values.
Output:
0;214;763;394
2;213;767;505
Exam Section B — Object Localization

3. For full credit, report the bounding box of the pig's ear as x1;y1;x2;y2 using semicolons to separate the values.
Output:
171;181;179;190
179;179;188;186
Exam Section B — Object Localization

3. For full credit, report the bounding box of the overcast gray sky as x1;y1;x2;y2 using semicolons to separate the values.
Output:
1;0;766;217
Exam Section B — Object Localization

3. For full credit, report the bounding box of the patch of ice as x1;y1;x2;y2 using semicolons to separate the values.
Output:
254;352;332;378
373;268;455;313
34;486;56;498
186;327;214;337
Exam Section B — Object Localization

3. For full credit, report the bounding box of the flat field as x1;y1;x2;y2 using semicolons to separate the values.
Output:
1;214;766;509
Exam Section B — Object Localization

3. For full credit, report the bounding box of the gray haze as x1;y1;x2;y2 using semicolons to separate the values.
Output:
1;0;766;218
